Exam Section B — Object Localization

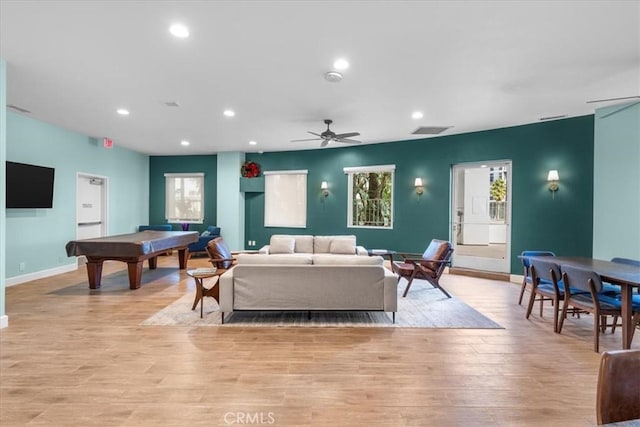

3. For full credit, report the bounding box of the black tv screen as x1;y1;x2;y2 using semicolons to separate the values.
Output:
6;161;55;208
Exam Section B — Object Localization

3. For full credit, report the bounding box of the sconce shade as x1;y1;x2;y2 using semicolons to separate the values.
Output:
547;170;559;182
321;181;329;197
414;177;424;195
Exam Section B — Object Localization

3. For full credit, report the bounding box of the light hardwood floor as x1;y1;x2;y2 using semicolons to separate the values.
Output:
1;255;638;426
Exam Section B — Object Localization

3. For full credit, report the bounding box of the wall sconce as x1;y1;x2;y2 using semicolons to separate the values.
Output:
414;177;424;195
321;181;329;197
547;170;559;198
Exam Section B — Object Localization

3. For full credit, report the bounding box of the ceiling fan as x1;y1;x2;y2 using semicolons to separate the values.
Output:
291;119;361;147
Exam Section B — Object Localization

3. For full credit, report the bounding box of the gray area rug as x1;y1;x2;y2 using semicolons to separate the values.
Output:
141;279;502;328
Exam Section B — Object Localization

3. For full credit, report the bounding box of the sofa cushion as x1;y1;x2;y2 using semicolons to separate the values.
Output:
270;234;314;253
313;236;333;253
269;236;295;254
329;237;356;254
237;253;313;265
312;254;383;265
314;235;357;253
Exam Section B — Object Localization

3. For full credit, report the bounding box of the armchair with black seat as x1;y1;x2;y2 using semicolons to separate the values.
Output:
187;226;221;256
391;239;454;298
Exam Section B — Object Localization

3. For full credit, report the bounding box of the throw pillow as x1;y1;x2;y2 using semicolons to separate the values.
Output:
201;230;211;237
269;236;295;254
329;237;356;254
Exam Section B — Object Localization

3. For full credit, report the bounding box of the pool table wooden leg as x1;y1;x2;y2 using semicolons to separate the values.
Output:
148;256;158;269
177;248;189;269
127;261;143;289
85;259;103;289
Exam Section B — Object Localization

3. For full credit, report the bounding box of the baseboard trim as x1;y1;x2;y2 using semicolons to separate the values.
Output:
449;267;510;282
5;264;77;287
510;274;524;284
0;315;8;329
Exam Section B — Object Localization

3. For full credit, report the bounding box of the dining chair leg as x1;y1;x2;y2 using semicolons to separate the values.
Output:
558;299;569;334
525;289;537;320
594;313;600;353
518;278;527;305
539;298;544;317
553;298;559;333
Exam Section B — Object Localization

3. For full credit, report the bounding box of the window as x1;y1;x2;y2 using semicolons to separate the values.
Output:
344;165;394;229
164;173;205;223
264;170;307;228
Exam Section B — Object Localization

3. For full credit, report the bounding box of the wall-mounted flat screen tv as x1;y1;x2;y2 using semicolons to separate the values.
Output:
6;161;55;208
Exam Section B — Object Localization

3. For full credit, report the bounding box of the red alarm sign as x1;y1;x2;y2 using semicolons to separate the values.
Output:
103;138;113;149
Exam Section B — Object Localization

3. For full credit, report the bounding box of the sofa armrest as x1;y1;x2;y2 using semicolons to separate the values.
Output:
356;246;368;256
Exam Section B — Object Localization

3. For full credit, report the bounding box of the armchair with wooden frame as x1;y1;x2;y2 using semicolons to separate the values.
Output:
391;239;454;298
206;237;238;273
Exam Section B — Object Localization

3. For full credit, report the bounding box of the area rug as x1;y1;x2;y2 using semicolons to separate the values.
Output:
141;279;502;328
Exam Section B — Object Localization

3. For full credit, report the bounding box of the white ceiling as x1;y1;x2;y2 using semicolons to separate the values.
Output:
1;1;638;156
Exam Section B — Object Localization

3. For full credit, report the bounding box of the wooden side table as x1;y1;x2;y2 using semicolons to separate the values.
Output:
187;268;222;318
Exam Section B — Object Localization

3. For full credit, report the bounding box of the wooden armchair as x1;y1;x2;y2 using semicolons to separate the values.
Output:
206;237;238;273
391;239;454;298
596;349;640;424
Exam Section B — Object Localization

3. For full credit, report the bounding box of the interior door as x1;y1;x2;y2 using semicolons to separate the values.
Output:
76;174;107;241
451;161;511;273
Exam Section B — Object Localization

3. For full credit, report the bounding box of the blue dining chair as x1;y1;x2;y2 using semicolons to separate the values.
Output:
519;250;555;305
527;258;565;332
606;257;640;333
558;264;640;352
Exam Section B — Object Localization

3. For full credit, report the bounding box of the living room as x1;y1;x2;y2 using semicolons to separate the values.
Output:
1;1;639;425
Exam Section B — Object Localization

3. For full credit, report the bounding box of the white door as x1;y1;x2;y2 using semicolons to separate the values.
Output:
451;161;511;273
461;168;490;245
76;174;107;242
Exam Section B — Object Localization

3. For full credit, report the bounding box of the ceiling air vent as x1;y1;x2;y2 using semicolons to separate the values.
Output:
411;126;451;135
7;104;31;114
164;101;180;107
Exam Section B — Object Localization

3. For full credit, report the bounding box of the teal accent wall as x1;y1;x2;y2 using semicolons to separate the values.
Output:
245;116;595;274
149;155;217;234
593;102;640;259
5;111;149;279
1;59;7;325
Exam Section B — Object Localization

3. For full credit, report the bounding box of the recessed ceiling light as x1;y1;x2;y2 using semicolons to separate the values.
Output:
117;108;130;115
333;58;349;70
223;109;235;117
249;140;257;145
411;111;424;120
181;140;190;146
169;23;189;38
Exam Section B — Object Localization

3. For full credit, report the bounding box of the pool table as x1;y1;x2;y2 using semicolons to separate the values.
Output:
65;230;199;289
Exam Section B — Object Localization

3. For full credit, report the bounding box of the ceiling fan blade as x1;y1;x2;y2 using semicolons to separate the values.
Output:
335;138;361;144
334;132;360;139
321;140;330;147
308;131;322;137
291;137;321;142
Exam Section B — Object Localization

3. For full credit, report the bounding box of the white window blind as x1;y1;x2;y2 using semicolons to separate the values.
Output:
164;173;205;223
264;170;307;228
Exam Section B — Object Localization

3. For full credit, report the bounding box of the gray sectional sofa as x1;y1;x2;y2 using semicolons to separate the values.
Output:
218;235;398;323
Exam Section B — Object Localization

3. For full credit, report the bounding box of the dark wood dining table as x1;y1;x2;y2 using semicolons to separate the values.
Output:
532;256;640;350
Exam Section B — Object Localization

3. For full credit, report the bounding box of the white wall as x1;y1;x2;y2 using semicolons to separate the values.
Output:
593;102;640;259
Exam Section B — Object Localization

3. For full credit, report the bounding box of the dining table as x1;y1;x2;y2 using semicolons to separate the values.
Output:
531;256;640;350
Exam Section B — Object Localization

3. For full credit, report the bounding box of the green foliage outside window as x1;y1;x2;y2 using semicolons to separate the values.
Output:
351;171;393;227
